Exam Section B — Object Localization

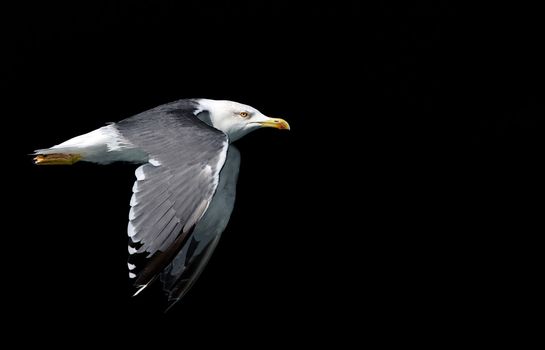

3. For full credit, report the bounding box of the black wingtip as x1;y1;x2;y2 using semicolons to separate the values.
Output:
164;298;180;313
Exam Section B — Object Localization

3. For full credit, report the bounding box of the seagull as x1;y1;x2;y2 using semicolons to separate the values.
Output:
34;98;290;310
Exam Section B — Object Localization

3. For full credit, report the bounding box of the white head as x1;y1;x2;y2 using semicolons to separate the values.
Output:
195;99;290;142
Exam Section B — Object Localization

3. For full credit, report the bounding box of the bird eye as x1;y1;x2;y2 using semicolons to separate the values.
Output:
239;112;249;118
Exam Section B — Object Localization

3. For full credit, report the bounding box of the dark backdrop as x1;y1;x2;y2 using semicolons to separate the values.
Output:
3;1;542;343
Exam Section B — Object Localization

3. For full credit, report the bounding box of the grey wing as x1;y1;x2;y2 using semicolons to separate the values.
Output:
116;103;230;290
160;146;240;310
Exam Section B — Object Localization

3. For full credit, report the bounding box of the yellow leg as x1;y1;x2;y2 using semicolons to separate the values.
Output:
34;153;81;165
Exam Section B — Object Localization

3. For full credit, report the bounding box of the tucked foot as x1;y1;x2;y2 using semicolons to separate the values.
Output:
34;153;81;165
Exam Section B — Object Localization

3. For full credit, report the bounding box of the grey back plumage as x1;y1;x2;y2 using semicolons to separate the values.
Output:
116;100;231;292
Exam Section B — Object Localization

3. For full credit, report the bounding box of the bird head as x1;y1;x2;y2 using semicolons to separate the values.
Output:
196;99;290;142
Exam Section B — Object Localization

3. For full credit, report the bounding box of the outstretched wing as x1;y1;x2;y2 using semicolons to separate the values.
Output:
160;146;240;310
115;100;229;291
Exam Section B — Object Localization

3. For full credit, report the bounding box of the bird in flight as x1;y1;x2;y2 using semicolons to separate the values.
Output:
34;98;290;310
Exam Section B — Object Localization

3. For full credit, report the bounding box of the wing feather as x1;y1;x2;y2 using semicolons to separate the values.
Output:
114;100;230;290
161;146;241;309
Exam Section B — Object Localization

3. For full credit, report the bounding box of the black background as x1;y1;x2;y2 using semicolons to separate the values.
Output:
3;1;543;342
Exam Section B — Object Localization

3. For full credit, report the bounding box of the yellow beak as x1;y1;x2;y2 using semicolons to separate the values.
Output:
258;118;291;130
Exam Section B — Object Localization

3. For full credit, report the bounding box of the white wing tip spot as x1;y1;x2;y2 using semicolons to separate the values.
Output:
129;272;136;279
149;158;161;166
129;207;136;220
128;245;138;255
135;166;146;180
128;263;136;270
130;194;138;206
128;222;137;237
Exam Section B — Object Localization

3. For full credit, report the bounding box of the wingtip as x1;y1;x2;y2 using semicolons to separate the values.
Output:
164;298;181;313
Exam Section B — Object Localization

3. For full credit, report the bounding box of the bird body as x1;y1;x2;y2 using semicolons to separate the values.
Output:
34;98;289;310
